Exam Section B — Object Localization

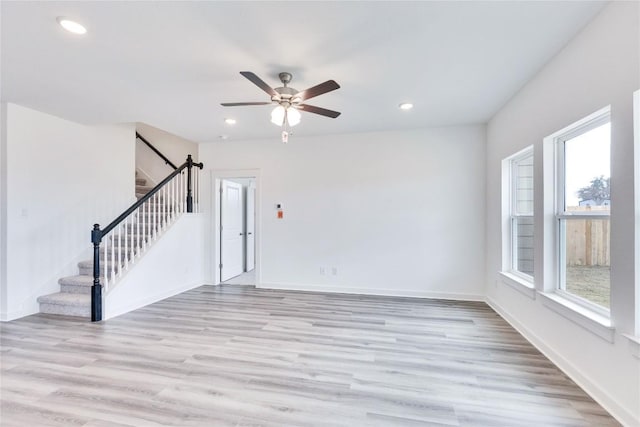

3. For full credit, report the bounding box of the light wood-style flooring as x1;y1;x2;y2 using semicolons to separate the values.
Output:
0;285;619;426
222;270;256;286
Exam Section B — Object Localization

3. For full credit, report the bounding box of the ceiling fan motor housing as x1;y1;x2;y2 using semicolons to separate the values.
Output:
272;86;300;106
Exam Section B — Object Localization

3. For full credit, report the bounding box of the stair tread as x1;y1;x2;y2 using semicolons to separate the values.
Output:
59;275;93;286
38;292;90;306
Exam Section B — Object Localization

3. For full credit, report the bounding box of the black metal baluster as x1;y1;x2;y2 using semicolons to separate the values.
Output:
91;224;103;322
186;155;194;213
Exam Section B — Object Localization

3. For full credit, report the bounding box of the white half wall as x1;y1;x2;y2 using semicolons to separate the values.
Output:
104;214;207;320
486;2;639;425
136;122;199;184
200;125;486;300
1;103;135;321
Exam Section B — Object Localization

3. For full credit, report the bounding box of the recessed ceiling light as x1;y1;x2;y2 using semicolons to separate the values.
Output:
399;103;414;110
224;118;236;125
57;17;87;35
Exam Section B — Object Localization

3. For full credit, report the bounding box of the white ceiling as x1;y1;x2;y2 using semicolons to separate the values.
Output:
1;1;606;143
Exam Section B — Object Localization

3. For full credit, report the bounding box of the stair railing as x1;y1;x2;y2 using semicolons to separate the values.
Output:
136;131;178;170
90;155;203;321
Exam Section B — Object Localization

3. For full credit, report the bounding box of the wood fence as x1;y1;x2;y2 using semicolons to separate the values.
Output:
566;206;610;266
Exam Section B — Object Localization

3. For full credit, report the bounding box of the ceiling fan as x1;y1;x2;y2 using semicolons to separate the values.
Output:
221;71;341;138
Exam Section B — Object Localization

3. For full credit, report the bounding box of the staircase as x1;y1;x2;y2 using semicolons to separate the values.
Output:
37;174;157;317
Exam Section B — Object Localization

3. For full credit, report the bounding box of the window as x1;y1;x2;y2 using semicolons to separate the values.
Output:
555;109;611;313
504;147;534;281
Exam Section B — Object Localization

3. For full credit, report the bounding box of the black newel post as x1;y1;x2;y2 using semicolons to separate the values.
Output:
186;154;194;213
91;224;103;322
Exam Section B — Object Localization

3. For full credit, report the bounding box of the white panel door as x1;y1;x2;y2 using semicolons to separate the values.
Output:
246;183;256;271
221;180;244;281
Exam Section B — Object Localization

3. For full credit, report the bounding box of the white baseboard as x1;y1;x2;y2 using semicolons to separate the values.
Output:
258;282;484;301
0;306;38;322
486;296;638;427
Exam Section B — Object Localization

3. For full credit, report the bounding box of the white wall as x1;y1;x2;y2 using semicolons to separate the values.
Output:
1;103;135;320
1;104;8;318
105;214;207;319
485;2;639;425
200;125;486;300
136;122;199;184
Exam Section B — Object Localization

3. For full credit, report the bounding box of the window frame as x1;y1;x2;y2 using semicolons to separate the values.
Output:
553;109;611;317
501;145;535;286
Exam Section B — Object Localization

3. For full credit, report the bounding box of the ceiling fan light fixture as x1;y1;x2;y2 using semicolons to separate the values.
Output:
271;105;286;126
287;107;301;127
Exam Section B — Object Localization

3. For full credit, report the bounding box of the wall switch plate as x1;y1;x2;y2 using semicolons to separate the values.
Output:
331;267;337;276
320;267;325;275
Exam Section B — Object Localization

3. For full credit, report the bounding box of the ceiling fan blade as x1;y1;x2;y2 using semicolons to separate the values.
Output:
240;71;278;97
221;102;272;107
295;80;340;102
298;104;341;118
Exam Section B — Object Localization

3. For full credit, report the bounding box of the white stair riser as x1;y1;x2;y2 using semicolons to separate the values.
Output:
61;283;92;294
79;266;120;276
78;263;122;276
39;303;90;318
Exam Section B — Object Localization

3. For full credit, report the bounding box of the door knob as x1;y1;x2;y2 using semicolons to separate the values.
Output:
248;232;253;235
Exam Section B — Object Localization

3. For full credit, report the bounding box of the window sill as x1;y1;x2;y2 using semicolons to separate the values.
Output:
623;334;640;359
539;292;614;343
499;272;536;299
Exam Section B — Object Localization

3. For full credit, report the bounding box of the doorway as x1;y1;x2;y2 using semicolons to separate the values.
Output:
218;177;257;285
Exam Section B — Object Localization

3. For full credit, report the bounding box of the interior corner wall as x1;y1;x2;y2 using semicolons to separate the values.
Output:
2;103;135;321
485;2;639;425
135;122;199;184
0;103;8;317
199;125;486;300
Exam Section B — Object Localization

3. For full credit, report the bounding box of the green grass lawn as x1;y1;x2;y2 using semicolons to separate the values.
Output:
566;265;610;309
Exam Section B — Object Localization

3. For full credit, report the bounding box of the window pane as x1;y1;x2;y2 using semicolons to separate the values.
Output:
564;123;610;212
515;216;534;276
515;155;533;215
564;218;610;309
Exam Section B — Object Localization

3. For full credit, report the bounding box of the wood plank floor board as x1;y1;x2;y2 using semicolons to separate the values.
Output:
0;285;620;426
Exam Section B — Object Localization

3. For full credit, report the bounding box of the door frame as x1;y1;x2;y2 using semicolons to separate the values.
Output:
211;169;261;285
246;181;256;272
